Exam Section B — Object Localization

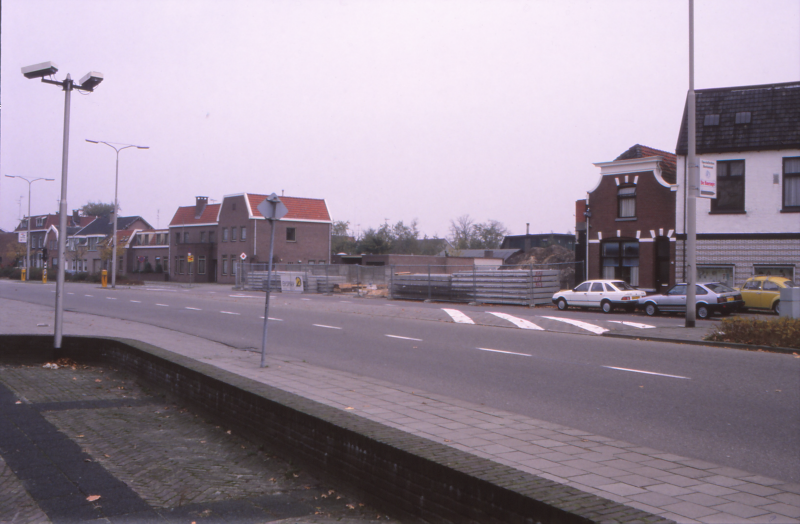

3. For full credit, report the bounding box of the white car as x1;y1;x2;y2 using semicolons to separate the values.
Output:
552;279;646;313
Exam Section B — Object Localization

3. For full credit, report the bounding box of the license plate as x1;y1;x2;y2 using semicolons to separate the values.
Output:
727;297;733;302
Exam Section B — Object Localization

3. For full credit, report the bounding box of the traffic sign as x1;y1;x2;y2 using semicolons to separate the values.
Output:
187;253;194;263
257;194;288;220
240;252;247;261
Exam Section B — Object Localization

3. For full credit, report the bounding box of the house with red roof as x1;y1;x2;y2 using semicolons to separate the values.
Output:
168;193;332;284
576;144;678;293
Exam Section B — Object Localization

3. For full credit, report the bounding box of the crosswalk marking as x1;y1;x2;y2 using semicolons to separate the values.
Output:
541;316;608;334
488;312;543;330
442;308;474;324
608;320;655;329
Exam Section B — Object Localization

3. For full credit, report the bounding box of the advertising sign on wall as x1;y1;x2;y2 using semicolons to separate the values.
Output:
18;231;27;243
699;159;717;199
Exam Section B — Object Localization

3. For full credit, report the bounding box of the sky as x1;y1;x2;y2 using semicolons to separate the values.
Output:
1;0;798;239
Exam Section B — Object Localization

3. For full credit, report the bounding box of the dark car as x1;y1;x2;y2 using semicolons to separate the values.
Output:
638;282;744;319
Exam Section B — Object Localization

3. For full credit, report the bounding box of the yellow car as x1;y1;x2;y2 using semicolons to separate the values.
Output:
739;276;797;314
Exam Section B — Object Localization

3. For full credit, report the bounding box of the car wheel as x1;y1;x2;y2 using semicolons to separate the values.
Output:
774;301;781;315
644;303;658;316
696;304;710;319
557;298;568;311
601;300;612;314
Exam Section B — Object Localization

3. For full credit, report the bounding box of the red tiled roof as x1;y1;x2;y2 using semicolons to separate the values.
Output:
246;194;331;222
614;144;677;184
169;203;221;226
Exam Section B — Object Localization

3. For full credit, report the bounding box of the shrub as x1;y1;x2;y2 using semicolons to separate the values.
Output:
706;317;800;350
144;262;153;273
154;263;163;273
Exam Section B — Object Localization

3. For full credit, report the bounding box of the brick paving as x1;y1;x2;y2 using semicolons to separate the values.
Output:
2;295;800;523
0;362;402;523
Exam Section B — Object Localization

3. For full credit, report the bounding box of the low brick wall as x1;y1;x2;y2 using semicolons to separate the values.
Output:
0;335;670;524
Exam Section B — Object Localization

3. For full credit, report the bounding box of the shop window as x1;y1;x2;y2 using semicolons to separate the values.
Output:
754;266;795;280
697;266;734;287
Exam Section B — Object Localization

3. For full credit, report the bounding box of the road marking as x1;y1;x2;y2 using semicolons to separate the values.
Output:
442;308;474;324
541;316;608;334
488;312;544;330
145;288;176;292
386;335;423;341
67;292;74;295
130;300;141;303
603;366;690;380
156;304;169;307
339;301;352;303
220;311;239;315
478;347;531;357
384;304;396;307
85;295;93;297
229;294;260;298
609;320;656;329
185;307;201;311
313;324;341;329
301;298;312;301
259;317;283;321
106;297;117;300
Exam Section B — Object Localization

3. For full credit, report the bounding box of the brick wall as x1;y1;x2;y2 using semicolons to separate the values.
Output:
1;335;670;524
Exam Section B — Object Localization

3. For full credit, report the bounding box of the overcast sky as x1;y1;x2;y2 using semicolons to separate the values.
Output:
2;0;798;239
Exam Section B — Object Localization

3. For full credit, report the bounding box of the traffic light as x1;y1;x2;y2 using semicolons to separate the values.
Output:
42;248;48;261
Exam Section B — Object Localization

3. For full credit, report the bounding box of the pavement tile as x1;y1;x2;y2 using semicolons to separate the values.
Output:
657;474;705;488
540;465;586;478
693;483;739;497
677;493;728;507
516;458;560;470
770;493;800;506
674;459;721;470
612;474;661;488
669;467;715;480
733;482;782;497
760;503;800;519
661;501;720;519
713;502;770;518
596;483;648;497
696;512;747;523
640;458;683;471
707;466;757;479
659;512;703;524
568;474;615;488
703;475;749;488
746;515;800;524
474;443;516;454
648;484;695;497
739;475;787;487
724;492;779;507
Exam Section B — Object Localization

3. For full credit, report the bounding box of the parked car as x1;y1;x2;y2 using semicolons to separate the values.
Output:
638;282;743;318
738;276;796;315
552;279;646;313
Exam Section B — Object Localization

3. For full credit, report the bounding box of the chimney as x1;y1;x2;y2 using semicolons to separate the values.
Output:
195;196;208;219
526;223;530;235
73;210;81;227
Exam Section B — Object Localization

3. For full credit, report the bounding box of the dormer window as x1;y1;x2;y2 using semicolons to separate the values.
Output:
703;114;720;126
735;112;751;124
36;217;45;227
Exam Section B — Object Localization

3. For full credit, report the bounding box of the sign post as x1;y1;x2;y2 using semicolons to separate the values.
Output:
257;194;288;367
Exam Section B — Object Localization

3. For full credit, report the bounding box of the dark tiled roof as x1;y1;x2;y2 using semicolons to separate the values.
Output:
247;194;331;222
676;82;800;155
169;204;221;226
614;144;677;184
75;216;150;236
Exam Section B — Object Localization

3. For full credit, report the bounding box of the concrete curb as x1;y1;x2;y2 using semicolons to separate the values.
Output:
601;332;799;355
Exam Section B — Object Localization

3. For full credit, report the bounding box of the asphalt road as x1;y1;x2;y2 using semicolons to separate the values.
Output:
2;280;798;484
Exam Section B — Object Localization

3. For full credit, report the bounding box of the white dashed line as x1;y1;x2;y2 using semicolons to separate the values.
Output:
85;295;93;297
442;308;474;324
541;316;608;334
301;298;312;301
106;297;117;300
259;317;283;321
67;292;74;295
229;295;260;298
130;300;141;303
603;366;690;380
220;311;239;315
313;324;341;330
608;320;656;329
185;307;201;311
386;335;423;341
488;312;544;330
156;304;169;307
477;347;531;357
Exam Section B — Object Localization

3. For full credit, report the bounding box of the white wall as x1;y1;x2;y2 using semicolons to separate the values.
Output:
675;149;800;234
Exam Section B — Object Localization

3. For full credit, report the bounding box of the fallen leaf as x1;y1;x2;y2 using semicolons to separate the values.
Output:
95;379;102;383
104;454;110;458
345;407;354;410
444;439;451;442
226;430;231;435
86;495;101;502
15;401;21;405
346;504;355;510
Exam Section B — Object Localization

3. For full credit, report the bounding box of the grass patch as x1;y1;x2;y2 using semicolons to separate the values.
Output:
706;317;800;350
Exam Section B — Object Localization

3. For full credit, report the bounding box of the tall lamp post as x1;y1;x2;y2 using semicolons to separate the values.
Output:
86;140;149;289
4;175;54;279
22;61;104;349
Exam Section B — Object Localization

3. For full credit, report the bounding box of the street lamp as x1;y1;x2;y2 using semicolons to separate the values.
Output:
22;61;104;349
4;175;54;279
86;140;149;289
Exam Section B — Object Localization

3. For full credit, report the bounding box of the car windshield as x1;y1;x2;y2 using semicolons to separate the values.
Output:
611;281;634;290
705;283;735;293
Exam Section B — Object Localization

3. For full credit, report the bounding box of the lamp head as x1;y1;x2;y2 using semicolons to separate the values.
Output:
21;61;59;79
78;71;104;91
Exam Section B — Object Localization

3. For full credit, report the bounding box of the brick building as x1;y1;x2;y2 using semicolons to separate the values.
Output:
674;82;800;287
578;144;677;292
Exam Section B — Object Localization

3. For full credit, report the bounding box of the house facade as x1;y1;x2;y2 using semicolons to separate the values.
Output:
70;216;153;274
675;82;800;287
579;144;678;292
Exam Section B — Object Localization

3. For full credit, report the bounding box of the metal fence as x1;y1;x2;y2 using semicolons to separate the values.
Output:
236;261;583;307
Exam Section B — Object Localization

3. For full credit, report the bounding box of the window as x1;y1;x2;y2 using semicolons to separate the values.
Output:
711;160;745;213
174;256;178;275
183;232;189;243
742;280;761;291
49;240;56;250
222;255;228;275
755;265;795;279
175;233;180;244
179;256;185;274
618;186;636;218
286;227;296;242
240;227;246;241
118;256;123;271
703;114;719;126
200;231;206;243
88;238;98;251
783;157;800;211
198;256;206;274
590;282;604;292
222;228;228;242
231;227;237;241
209;231;215;243
735;112;751;124
601;240;639;286
36;217;45;227
573;282;590;292
697;266;734;287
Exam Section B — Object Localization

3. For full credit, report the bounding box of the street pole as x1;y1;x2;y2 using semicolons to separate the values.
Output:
260;211;277;368
686;0;697;327
86;140;149;289
53;75;73;349
4;175;54;280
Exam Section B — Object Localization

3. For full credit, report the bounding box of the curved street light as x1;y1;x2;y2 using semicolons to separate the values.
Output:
4;175;54;279
22;61;103;349
86;140;149;289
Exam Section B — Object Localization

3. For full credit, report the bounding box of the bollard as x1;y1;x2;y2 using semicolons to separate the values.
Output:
21;268;27;282
101;269;108;288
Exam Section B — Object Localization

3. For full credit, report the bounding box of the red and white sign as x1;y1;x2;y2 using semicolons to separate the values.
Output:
240;253;247;261
699;159;717;199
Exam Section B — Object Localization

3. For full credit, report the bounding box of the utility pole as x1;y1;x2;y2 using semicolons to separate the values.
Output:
685;0;698;327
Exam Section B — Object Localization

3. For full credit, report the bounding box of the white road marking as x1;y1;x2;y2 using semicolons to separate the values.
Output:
145;288;176;292
541;316;608;334
185;307;201;311
130;300;141;303
259;317;283;321
220;311;239;315
442;308;474;324
156;304;169;307
313;324;341;329
386;335;423;341
229;294;260;298
67;292;74;295
478;347;531;357
339;301;352;303
85;295;93;297
301;298;312;301
106;297;117;300
488;312;544;330
609;320;656;329
384;304;396;307
603;366;690;380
